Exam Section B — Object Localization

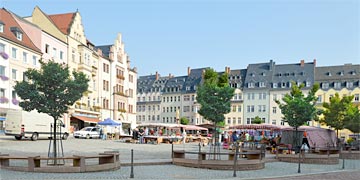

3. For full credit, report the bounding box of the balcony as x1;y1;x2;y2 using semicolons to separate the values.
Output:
116;75;125;80
78;62;92;72
114;92;128;97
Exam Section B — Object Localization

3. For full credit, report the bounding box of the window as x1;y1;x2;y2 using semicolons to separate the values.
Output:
103;63;109;73
246;118;251;124
11;69;16;79
346;82;353;89
103;80;109;91
60;51;64;60
259;82;265;87
32;56;37;66
334;82;341;89
317;95;322;103
248;82;254;88
0;23;3;33
45;44;49;54
272;120;276;125
183;95;190;101
273;83;277;88
183;106;190;112
22;52;27;63
72;48;76;62
0;43;5;52
232;106;236;112
272;107;277;114
0;65;5;76
237;106;242;112
52;48;57;58
322;82;329;89
238;117;241;124
306;81;311;87
233;117;236;124
281;120;285;126
354;94;359;102
12;90;16;99
16;32;22;41
12;48;17;59
273;94;277;101
0;88;5;97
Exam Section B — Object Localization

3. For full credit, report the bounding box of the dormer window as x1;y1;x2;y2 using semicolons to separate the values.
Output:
281;82;286;88
322;82;329;89
10;27;23;41
0;21;4;33
272;83;277;88
351;71;356;75
301;71;305;76
306;81;311;87
259;82;266;87
339;71;344;76
261;72;266;76
346;82;353;89
327;72;332;76
248;82;254;88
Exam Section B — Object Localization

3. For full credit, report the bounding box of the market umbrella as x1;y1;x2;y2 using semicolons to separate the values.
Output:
98;118;121;126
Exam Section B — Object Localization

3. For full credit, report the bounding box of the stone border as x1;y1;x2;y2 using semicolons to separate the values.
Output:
172;150;265;171
340;151;360;160
0;151;120;173
276;153;339;164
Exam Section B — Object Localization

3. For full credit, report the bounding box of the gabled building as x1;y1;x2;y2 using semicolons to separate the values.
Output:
0;8;42;130
96;33;138;132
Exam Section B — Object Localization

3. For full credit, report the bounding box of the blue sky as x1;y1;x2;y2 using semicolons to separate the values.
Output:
2;0;359;76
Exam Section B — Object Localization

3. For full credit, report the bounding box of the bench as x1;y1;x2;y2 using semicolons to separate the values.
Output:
228;151;261;160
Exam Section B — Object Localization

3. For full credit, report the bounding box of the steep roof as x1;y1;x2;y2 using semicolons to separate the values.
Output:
0;8;41;53
48;12;76;35
96;45;111;58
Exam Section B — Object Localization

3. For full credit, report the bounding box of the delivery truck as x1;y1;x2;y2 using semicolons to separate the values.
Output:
4;109;69;141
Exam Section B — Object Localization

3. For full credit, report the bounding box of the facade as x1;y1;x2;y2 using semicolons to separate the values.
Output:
0;8;42;130
314;64;360;138
0;6;137;134
269;60;316;126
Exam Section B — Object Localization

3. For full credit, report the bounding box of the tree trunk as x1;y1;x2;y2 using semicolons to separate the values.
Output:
53;117;57;165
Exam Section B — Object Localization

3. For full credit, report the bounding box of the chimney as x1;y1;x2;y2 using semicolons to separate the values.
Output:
155;71;159;80
313;59;317;66
169;73;172;78
227;67;231;74
269;59;273;71
188;67;191;76
300;60;305;67
202;69;205;79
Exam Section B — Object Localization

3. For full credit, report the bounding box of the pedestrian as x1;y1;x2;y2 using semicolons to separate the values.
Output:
99;127;103;139
139;127;145;144
182;129;187;144
102;127;107;140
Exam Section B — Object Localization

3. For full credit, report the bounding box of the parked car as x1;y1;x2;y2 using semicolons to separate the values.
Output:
73;127;100;139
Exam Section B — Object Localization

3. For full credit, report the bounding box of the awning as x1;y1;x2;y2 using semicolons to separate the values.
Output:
71;116;100;123
0;117;5;121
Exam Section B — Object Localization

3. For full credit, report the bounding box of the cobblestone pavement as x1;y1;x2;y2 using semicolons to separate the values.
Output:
0;134;359;180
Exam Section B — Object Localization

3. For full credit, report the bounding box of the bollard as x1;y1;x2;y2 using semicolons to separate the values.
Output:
342;145;345;169
298;145;302;173
233;142;239;177
130;149;134;178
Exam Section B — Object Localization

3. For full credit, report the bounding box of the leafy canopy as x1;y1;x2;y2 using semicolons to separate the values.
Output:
276;82;319;129
180;117;189;125
344;104;360;134
320;93;357;134
196;68;235;124
14;60;89;120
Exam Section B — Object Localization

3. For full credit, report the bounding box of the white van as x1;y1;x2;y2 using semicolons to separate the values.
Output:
4;110;69;141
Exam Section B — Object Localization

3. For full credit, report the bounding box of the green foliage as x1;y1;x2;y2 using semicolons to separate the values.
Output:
14;60;89;120
276;82;319;129
320;93;355;135
196;68;235;124
344;104;360;134
180;117;189;125
252;116;263;124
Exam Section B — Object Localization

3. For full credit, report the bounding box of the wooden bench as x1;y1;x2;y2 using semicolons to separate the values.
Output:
228;151;261;160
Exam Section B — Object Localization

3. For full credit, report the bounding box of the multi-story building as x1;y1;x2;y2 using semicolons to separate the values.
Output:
243;61;274;124
314;64;360;138
0;8;42;130
96;33;138;132
225;67;246;126
0;6;137;133
137;72;168;125
269;60;316;126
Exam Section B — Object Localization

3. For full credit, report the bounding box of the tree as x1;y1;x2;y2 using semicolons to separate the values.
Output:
196;68;235;144
320;93;355;137
252;116;264;124
276;82;319;148
344;105;360;134
14;60;89;163
180;117;189;125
